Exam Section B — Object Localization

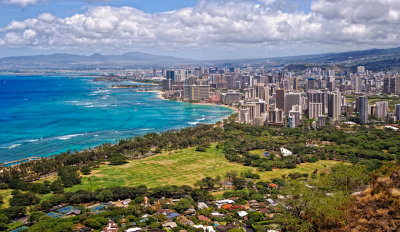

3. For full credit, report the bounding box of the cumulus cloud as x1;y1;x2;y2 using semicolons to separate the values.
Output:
0;0;399;55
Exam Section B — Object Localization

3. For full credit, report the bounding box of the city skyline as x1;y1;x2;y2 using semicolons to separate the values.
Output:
0;0;400;59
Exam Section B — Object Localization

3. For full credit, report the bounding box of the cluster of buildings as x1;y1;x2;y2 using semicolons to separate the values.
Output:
154;65;400;127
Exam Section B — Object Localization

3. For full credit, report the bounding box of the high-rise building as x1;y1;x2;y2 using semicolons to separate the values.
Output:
309;103;323;119
285;93;302;115
328;70;335;78
352;76;362;92
166;70;175;82
375;101;388;121
162;79;172;91
395;104;400;121
358;96;369;124
268;108;283;124
293;78;299;91
220;90;241;105
318;116;326;128
289;109;301;127
308;91;328;114
275;89;286;111
183;85;210;101
254;83;269;108
383;77;400;93
357;66;365;74
239;108;250;124
288;115;296;128
307;78;315;90
328;92;341;121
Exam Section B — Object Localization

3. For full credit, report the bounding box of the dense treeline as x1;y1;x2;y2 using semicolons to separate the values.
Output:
0;124;224;183
219;120;400;172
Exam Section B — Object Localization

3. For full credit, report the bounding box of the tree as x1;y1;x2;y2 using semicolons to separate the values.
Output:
97;189;114;202
2;206;27;219
225;170;238;181
10;192;40;206
173;198;192;213
29;211;46;223
58;167;81;187
8;179;29;190
233;177;247;190
109;154;128;165
81;166;92;175
50;180;64;193
83;218;102;229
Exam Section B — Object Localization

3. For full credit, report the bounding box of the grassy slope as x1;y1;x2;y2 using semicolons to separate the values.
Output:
66;145;341;192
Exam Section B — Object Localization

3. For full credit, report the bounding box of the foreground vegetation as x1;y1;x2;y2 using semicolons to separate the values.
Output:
0;115;399;231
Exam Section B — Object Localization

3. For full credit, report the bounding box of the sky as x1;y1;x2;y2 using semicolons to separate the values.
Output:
0;0;399;59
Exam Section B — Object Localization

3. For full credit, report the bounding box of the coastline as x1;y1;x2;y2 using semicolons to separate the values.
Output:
153;90;237;112
154;90;237;121
1;88;233;167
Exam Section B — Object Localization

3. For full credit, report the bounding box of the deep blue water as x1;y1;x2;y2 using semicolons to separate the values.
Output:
0;75;233;163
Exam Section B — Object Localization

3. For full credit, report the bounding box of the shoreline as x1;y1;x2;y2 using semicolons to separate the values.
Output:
1;89;234;167
154;90;238;113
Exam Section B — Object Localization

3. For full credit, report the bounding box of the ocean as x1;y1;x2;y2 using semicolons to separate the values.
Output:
0;75;234;163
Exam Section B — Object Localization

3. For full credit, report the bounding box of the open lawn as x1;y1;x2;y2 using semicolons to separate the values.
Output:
0;189;13;208
67;145;341;192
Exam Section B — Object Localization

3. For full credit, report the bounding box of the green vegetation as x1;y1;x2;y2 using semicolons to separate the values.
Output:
0;115;399;231
64;145;339;193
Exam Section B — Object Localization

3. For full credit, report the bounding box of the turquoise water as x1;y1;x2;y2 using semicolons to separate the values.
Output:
0;75;233;163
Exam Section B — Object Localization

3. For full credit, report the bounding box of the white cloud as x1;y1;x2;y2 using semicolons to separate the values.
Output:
0;0;399;56
0;0;46;7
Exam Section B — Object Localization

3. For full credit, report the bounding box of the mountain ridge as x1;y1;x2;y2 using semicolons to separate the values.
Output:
1;46;400;70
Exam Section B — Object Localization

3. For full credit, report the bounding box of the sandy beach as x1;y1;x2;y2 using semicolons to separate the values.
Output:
154;90;238;113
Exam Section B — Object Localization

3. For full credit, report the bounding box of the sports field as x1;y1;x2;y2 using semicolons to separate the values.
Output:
67;145;341;192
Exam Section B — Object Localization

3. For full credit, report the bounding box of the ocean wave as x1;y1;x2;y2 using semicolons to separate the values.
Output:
22;139;39;143
56;133;85;140
188;122;199;125
84;104;110;108
93;90;111;94
0;144;21;149
196;115;206;121
77;102;93;106
137;128;152;131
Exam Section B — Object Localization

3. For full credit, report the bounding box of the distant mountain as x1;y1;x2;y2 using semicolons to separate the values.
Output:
1;47;400;71
0;52;194;70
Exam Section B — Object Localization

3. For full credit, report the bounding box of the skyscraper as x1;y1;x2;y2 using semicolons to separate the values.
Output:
293;78;299;91
308;91;328;114
383;77;399;94
358;96;368;124
309;103;323;119
275;89;285;111
353;76;362;92
254;83;269;107
285;93;302;115
395;104;400;121
166;70;175;82
328;92;341;121
375;101;388;121
307;78;315;90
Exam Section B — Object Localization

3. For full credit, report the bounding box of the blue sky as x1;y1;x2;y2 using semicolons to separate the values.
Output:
0;0;398;59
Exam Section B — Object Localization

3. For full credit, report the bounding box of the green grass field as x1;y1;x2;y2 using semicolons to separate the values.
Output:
67;145;341;192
